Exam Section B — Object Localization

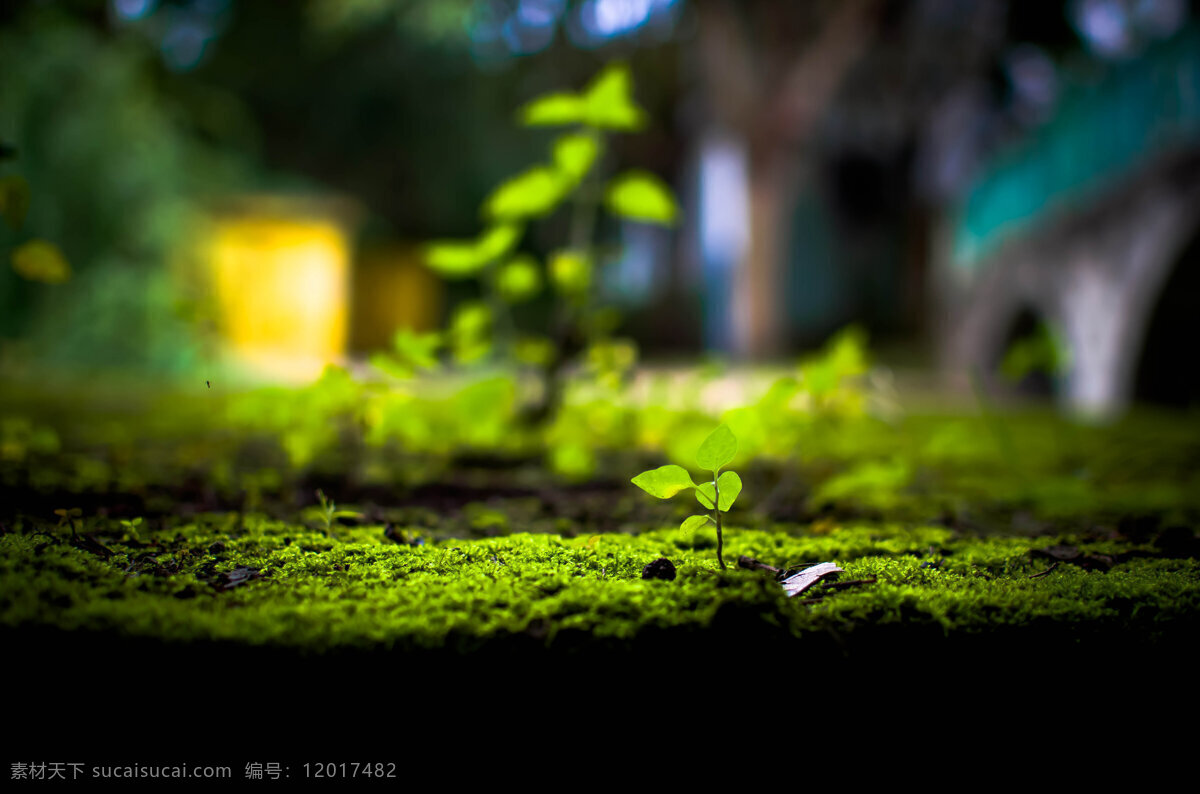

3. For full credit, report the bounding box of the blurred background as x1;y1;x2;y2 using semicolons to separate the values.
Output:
3;0;1199;419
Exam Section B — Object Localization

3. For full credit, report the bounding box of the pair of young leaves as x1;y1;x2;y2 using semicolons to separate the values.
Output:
490;62;678;226
632;425;743;533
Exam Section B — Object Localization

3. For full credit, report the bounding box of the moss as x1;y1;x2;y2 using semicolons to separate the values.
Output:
3;380;1199;662
2;516;1195;653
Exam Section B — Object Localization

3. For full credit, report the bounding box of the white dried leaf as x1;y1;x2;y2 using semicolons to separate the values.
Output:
782;562;843;598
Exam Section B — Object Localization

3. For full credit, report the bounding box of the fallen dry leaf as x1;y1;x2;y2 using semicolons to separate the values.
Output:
782;562;843;597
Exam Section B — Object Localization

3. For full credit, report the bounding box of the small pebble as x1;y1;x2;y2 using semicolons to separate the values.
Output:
641;557;676;581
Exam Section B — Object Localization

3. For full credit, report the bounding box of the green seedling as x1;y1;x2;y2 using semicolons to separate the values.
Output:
119;517;143;542
632;425;743;570
53;507;83;540
311;489;363;537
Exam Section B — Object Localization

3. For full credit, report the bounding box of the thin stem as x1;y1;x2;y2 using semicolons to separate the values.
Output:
568;176;599;255
537;134;604;421
566;129;606;347
713;474;725;570
483;262;517;359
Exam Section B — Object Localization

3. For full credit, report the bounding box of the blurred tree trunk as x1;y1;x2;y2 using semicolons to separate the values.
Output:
696;0;879;357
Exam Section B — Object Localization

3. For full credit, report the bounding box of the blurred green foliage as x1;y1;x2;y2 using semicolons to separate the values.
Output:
1;144;72;288
9;239;71;285
396;63;679;425
5;322;1198;531
0;9;246;374
1000;320;1071;385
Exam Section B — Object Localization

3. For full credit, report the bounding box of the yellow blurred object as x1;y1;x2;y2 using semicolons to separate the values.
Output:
207;196;358;382
11;239;70;284
351;244;443;351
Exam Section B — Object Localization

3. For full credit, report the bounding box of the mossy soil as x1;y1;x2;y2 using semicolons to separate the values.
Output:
5;482;1199;670
5;512;1198;653
3;393;1200;749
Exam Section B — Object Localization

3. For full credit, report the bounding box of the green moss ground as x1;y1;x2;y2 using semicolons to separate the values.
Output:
4;514;1195;654
4;378;1199;750
4;396;1199;756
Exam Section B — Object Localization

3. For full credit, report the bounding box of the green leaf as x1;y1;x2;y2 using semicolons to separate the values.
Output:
553;133;601;183
716;470;742;512
551;441;595;479
549;250;591;295
449;302;492;364
425;224;522;277
520;92;587;126
11;240;70;284
800;325;870;395
582;63;646;130
424;240;484;277
696;425;736;472
452;302;491;336
392;328;442;370
605;171;678;225
631;464;696;499
586;339;637;378
520;64;645;130
680;515;713;533
476;224;524;262
809;459;912;511
484;166;568;220
373;328;441;379
514;335;555;367
496;255;542;303
1000;322;1069;382
369;351;414;380
694;472;740;512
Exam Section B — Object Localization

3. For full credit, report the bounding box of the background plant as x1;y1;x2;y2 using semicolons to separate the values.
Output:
307;489;363;538
399;62;678;419
0;14;243;376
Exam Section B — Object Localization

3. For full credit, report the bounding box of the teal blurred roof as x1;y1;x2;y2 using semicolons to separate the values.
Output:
953;24;1200;268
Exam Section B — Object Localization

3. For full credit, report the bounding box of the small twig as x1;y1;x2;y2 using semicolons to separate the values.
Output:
1029;561;1059;579
737;555;782;575
782;561;824;574
72;534;113;559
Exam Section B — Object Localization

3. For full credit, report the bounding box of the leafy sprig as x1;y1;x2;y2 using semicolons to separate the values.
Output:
632;425;742;570
415;62;679;392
